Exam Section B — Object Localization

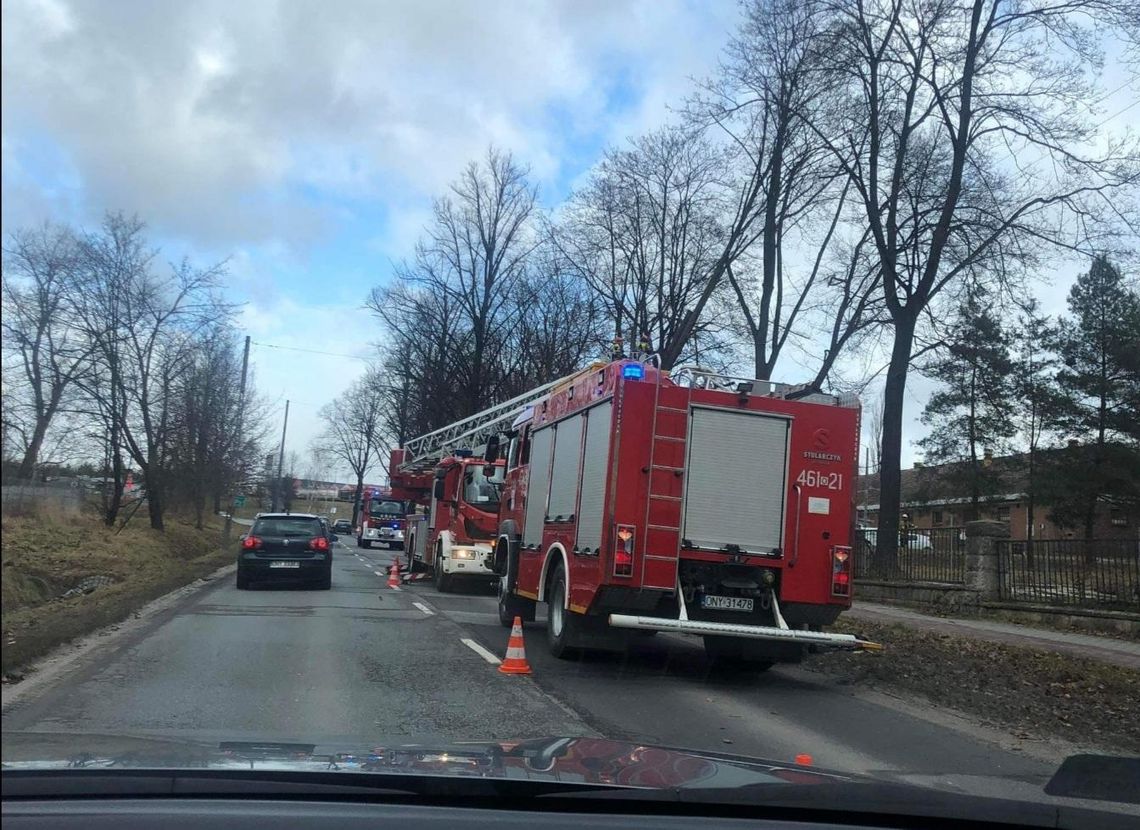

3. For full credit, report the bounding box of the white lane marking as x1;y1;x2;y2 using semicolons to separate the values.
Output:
461;638;501;665
413;602;434;616
374;570;384;576
391;585;401;592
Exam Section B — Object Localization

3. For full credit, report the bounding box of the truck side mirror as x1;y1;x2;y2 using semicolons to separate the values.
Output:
434;468;446;480
433;480;445;500
485;434;501;463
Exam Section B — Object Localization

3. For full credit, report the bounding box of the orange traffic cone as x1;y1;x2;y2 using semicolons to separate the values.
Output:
498;616;532;675
387;562;400;588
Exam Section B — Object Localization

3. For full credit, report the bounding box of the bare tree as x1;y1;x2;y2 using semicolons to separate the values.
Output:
809;0;1139;566
314;369;388;528
71;213;230;529
696;0;866;381
1;223;94;479
553;127;730;367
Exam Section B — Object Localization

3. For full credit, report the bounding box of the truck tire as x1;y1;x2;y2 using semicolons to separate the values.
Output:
434;545;452;593
361;538;372;549
496;542;536;627
546;566;580;659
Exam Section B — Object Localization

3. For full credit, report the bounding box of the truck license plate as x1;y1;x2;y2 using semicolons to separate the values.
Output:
700;595;754;612
269;561;300;569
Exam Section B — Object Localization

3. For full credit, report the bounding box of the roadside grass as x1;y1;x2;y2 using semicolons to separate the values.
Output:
812;619;1140;755
1;508;234;674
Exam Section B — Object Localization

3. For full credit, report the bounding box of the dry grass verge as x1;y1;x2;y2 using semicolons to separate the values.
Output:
2;511;233;674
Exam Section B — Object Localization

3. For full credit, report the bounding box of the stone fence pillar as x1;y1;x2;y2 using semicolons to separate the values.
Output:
965;520;1008;602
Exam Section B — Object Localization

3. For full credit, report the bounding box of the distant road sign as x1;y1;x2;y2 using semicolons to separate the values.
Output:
330;507;337;514
234;495;246;507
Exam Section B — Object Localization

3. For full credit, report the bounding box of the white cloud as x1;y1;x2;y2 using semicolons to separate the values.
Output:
2;0;738;255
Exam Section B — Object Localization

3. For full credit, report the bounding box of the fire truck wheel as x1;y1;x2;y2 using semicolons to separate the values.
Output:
434;548;452;593
497;576;514;627
361;539;372;549
546;566;580;658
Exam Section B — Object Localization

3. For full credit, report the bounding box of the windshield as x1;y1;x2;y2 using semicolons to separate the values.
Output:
368;499;404;517
462;466;503;510
2;0;1138;820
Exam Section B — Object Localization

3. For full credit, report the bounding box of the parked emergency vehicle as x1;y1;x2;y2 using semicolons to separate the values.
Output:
388;450;505;592
356;487;407;550
392;355;875;665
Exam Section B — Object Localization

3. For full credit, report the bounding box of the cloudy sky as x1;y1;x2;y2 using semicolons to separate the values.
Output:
2;0;1132;482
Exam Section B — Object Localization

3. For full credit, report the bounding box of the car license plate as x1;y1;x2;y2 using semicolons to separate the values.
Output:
269;561;300;569
700;595;754;612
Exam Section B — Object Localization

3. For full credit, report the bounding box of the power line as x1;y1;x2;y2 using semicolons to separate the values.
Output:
251;341;373;360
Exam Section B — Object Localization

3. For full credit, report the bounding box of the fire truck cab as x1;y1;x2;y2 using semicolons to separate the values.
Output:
357;488;408;550
393;451;504;592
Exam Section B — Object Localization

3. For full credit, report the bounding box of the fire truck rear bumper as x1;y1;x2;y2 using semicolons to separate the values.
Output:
606;614;881;651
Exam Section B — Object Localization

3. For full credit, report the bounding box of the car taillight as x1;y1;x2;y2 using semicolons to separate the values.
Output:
613;524;635;577
832;546;852;597
242;535;261;550
310;536;329;551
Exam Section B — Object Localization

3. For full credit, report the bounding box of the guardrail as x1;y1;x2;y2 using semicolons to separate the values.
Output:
997;538;1140;612
854;526;967;584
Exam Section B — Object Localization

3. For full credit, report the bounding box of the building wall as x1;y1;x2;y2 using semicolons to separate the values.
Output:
859;500;1136;541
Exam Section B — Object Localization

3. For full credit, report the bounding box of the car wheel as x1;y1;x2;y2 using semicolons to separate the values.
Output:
316;567;332;590
236;567;251;590
546;565;579;658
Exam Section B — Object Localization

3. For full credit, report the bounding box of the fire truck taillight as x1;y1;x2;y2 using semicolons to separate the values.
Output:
613;525;635;577
831;546;852;597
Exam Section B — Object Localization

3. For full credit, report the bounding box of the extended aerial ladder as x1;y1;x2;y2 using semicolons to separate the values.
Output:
392;363;607;473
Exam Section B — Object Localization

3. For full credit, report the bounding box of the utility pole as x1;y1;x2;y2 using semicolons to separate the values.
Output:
223;335;251;539
273;399;290;511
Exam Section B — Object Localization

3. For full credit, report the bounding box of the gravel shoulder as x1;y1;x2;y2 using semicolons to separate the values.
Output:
810;619;1140;755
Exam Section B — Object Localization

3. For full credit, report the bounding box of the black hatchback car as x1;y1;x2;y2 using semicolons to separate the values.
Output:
332;518;352;533
237;513;333;590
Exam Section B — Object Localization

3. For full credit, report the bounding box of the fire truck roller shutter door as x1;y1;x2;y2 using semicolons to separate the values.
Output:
524;426;554;548
547;414;584;522
683;408;790;555
576;401;613;553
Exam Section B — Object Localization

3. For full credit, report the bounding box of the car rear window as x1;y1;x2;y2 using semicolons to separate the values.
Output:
252;517;321;537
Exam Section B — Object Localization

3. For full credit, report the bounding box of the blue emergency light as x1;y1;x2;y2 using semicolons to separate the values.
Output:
622;363;645;380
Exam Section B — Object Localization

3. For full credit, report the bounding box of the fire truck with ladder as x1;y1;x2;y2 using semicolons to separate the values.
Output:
390;351;877;666
388;448;505;592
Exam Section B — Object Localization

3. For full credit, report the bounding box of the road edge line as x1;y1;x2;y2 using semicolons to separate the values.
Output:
460;638;502;665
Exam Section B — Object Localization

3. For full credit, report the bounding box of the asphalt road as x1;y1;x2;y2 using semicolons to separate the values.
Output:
1;539;1072;802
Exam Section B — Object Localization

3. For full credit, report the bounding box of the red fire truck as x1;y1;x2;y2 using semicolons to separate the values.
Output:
388;450;505;592
356;486;408;550
392;356;874;666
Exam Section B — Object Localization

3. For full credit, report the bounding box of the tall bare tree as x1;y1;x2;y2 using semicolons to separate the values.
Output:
696;0;866;381
810;0;1139;565
1;223;94;479
314;369;388;528
71;213;229;529
553;127;730;367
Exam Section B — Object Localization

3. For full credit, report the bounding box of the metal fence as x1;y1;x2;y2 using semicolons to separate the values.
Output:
853;526;967;584
997;538;1140;612
0;483;85;517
